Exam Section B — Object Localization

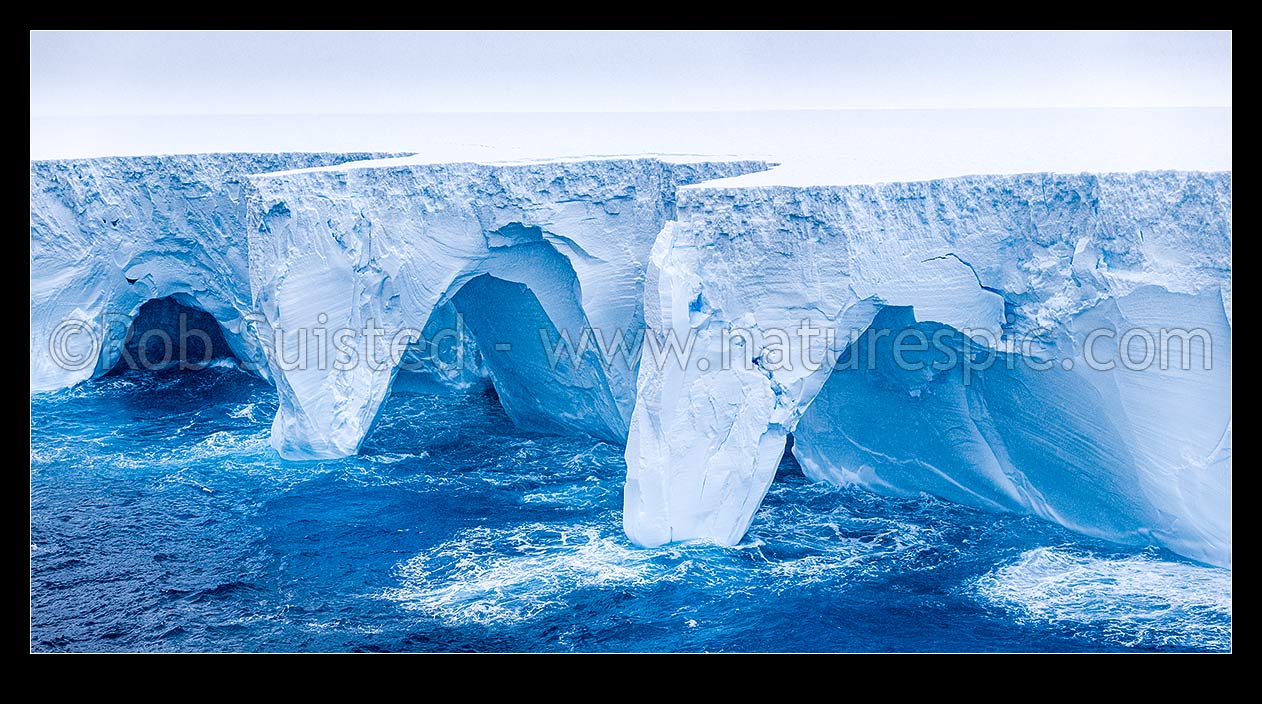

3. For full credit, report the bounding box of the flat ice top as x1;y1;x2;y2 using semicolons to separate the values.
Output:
250;152;749;180
30;108;1230;187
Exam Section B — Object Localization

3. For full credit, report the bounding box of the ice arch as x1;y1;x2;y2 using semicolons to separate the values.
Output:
383;242;626;443
100;295;244;375
791;305;1151;536
791;291;1231;565
624;172;1232;567
29;152;394;392
253;211;643;460
53;285;265;386
247;159;765;460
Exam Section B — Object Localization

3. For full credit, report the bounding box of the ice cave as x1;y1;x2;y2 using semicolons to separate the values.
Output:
30;153;1232;568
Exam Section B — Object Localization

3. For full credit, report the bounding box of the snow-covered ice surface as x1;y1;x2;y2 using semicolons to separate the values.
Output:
30;109;1230;186
30;109;1230;588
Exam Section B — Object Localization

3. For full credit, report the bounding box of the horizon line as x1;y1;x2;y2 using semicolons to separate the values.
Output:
30;105;1234;120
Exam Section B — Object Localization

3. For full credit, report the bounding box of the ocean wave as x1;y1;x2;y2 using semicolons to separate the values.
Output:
227;402;260;421
33;368;1233;651
380;521;667;627
187;429;272;460
971;546;1232;650
520;480;616;510
380;488;964;628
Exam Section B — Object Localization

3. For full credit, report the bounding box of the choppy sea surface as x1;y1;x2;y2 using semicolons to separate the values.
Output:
30;367;1231;652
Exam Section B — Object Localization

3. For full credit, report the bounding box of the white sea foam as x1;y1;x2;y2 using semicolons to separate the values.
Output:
191;430;270;458
381;522;669;626
972;546;1232;650
381;492;955;627
521;482;616;509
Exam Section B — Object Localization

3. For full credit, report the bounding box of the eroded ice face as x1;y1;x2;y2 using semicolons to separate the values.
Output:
31;152;1231;569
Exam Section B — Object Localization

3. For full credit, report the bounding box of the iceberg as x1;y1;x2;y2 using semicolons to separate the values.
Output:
624;172;1231;567
29;153;1231;567
245;157;769;459
30;153;401;392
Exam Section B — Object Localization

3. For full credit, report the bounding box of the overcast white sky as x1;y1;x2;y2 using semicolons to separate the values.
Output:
30;30;1231;117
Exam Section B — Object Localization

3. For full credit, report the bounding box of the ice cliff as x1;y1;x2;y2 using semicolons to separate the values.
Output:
29;155;1231;567
624;172;1231;567
246;158;768;459
30;153;400;391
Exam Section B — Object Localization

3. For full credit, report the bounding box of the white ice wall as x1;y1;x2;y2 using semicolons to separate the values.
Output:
30;155;1231;567
624;172;1231;567
30;153;398;391
245;158;769;459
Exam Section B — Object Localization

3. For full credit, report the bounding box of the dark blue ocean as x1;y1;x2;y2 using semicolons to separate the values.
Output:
30;366;1231;652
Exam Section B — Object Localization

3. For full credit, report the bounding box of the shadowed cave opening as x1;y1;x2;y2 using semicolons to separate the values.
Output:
106;296;240;375
789;304;1146;534
775;434;805;480
380;264;623;446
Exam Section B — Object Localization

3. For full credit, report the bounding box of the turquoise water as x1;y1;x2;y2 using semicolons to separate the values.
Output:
30;366;1231;652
